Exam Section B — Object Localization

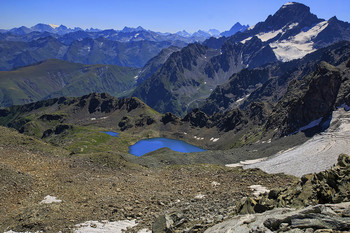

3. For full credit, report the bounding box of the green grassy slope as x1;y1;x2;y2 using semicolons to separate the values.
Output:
0;59;140;107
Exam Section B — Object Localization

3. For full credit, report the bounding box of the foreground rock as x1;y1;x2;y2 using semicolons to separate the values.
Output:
206;154;350;232
205;202;350;232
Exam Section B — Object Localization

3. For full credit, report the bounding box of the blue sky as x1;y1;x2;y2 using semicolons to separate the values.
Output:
1;0;349;33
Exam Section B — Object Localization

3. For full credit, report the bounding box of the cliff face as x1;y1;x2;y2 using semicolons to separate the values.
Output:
266;61;342;137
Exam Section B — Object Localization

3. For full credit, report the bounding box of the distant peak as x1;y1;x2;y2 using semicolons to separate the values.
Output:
280;2;308;10
283;2;297;6
49;24;59;29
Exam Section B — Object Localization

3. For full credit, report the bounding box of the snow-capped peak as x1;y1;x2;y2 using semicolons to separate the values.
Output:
49;24;59;29
283;2;297;7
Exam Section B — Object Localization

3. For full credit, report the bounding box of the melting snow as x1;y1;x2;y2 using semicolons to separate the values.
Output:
74;220;150;233
40;195;62;204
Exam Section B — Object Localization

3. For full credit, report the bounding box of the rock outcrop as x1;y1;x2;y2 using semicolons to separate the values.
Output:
209;154;350;232
205;202;350;233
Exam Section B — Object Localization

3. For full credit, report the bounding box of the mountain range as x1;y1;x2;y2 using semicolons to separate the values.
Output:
0;23;249;71
132;2;350;116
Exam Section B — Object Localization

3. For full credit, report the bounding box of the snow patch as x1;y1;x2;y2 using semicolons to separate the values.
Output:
134;75;139;79
283;2;296;6
210;137;219;142
225;157;267;168
240;36;252;44
291;117;323;135
249;185;270;197
338;103;350;111
195;194;206;199
211;181;220;187
194;136;204;140
271;20;328;61
49;24;59;29
40;195;62;204
74;220;144;233
91;118;96;121
248;24;256;30
256;29;283;42
134;33;140;38
5;231;42;233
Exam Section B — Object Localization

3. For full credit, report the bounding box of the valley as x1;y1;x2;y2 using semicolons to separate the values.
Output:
1;1;350;232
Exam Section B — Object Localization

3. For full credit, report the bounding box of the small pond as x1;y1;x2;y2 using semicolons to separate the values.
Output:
101;131;119;137
129;137;206;157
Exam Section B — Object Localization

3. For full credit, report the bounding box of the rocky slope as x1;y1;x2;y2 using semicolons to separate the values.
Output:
136;46;181;85
0;125;296;233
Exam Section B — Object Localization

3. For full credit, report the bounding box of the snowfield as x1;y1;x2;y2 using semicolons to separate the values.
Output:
244;107;350;177
271;20;329;61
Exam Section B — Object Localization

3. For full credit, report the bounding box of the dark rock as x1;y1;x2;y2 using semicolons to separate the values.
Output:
266;61;342;137
54;124;72;134
39;114;64;122
0;108;9;117
161;112;180;125
182;109;210;128
135;115;155;127
118;116;133;131
337;154;350;167
41;129;53;138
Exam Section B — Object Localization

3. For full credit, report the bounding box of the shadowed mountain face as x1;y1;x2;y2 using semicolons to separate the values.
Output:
133;37;277;116
201;41;350;115
132;2;350;116
136;46;181;85
198;41;350;139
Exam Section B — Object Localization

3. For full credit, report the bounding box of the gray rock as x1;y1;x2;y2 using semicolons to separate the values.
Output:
205;202;350;233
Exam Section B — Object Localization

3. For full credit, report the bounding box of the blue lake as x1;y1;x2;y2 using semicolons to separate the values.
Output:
101;131;119;137
129;137;206;157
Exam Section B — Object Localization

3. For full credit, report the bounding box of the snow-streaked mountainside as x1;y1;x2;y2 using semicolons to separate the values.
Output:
236;2;350;61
